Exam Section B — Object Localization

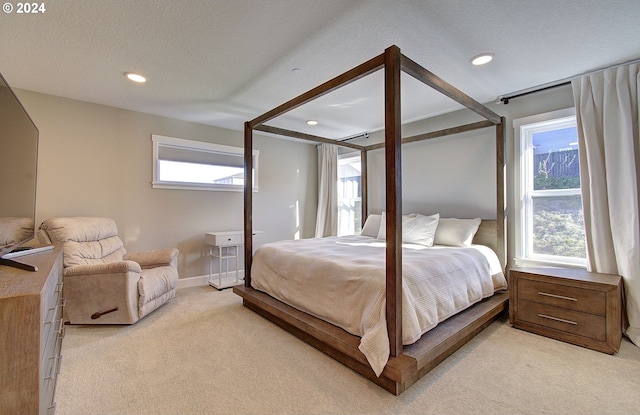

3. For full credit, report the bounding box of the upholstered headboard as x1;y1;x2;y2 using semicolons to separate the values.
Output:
473;220;497;252
473;219;504;268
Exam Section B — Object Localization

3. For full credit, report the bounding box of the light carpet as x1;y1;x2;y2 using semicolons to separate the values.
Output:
55;286;640;415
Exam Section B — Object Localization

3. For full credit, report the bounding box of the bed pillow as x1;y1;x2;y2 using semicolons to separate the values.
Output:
402;213;440;246
376;212;439;247
376;212;415;240
434;218;482;247
361;214;382;237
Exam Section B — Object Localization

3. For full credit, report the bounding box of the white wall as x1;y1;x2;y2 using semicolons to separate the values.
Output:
15;89;318;279
354;83;575;270
364;113;497;219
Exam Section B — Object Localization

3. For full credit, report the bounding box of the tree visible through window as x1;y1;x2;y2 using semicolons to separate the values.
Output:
515;109;586;265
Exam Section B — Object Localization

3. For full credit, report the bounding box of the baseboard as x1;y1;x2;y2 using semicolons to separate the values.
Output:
177;271;245;289
177;275;209;289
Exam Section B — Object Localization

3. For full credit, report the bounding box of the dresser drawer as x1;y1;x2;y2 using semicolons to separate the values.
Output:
518;299;606;341
518;278;605;315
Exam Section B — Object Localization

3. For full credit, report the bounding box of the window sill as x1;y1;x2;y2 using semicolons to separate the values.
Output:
152;182;259;192
514;257;587;269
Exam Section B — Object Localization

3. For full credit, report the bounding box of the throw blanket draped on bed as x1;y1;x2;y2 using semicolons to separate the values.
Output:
251;235;507;376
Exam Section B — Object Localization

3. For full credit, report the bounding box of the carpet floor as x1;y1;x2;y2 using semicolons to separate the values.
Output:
55;285;640;415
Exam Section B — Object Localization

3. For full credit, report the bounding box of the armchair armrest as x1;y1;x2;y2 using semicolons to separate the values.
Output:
64;260;142;277
125;248;179;268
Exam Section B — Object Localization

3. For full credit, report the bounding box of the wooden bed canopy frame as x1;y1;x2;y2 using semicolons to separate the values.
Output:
234;45;507;395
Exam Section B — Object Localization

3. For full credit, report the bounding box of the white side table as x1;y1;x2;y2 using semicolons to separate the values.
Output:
205;231;244;289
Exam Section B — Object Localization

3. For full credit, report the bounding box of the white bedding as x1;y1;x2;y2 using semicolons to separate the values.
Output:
250;235;507;376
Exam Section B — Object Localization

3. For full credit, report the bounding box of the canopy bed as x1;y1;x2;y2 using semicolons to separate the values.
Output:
233;45;507;395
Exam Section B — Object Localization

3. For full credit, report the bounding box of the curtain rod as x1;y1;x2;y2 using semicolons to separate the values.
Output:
498;81;570;104
339;131;369;142
497;56;640;105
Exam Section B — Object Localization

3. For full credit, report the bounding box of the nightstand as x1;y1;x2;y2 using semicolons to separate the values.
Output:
509;267;623;354
205;231;243;290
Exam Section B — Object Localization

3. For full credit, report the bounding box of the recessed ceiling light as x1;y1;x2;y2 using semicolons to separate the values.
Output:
471;53;494;66
124;72;147;83
306;120;318;126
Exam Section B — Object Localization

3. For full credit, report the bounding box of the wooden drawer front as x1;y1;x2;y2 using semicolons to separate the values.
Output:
518;299;606;341
518;278;605;315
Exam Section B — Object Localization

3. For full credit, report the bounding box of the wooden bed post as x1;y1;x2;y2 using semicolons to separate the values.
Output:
496;117;506;269
244;121;253;287
361;149;368;224
384;45;403;357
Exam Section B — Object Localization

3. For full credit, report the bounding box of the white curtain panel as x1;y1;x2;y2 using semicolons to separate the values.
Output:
315;144;338;238
572;63;640;346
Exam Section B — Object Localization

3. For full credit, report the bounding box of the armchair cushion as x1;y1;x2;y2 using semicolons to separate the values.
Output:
138;265;178;318
40;216;120;243
39;217;127;268
63;237;127;267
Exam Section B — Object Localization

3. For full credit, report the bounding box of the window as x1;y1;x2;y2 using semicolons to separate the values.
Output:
152;135;258;192
337;153;362;236
514;108;586;266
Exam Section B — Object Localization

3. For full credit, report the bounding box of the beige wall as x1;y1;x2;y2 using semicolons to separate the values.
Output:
15;83;574;278
15;89;318;279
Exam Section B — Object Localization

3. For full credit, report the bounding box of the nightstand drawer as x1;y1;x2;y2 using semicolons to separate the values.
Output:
518;278;605;315
205;232;243;246
518;299;606;341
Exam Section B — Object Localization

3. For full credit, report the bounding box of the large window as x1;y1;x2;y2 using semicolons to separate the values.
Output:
337;153;362;236
514;108;586;266
152;135;258;192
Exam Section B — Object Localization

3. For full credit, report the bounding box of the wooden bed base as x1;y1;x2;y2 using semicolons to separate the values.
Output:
234;285;508;395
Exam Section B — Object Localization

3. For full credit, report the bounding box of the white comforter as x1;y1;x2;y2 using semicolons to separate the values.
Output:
250;235;507;376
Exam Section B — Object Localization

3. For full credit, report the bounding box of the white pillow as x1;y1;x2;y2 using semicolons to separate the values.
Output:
434;218;482;247
376;212;415;240
361;214;382;237
403;213;440;246
377;212;439;247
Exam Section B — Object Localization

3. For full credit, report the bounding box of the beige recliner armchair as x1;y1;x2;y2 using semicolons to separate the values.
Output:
39;217;179;324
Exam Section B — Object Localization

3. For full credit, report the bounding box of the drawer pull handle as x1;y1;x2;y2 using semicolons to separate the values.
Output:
538;291;577;301
538;313;578;325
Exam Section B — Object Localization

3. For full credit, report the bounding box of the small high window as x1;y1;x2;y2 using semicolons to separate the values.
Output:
152;135;258;192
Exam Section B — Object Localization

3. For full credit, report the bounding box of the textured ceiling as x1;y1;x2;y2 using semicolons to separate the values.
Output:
1;0;639;139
